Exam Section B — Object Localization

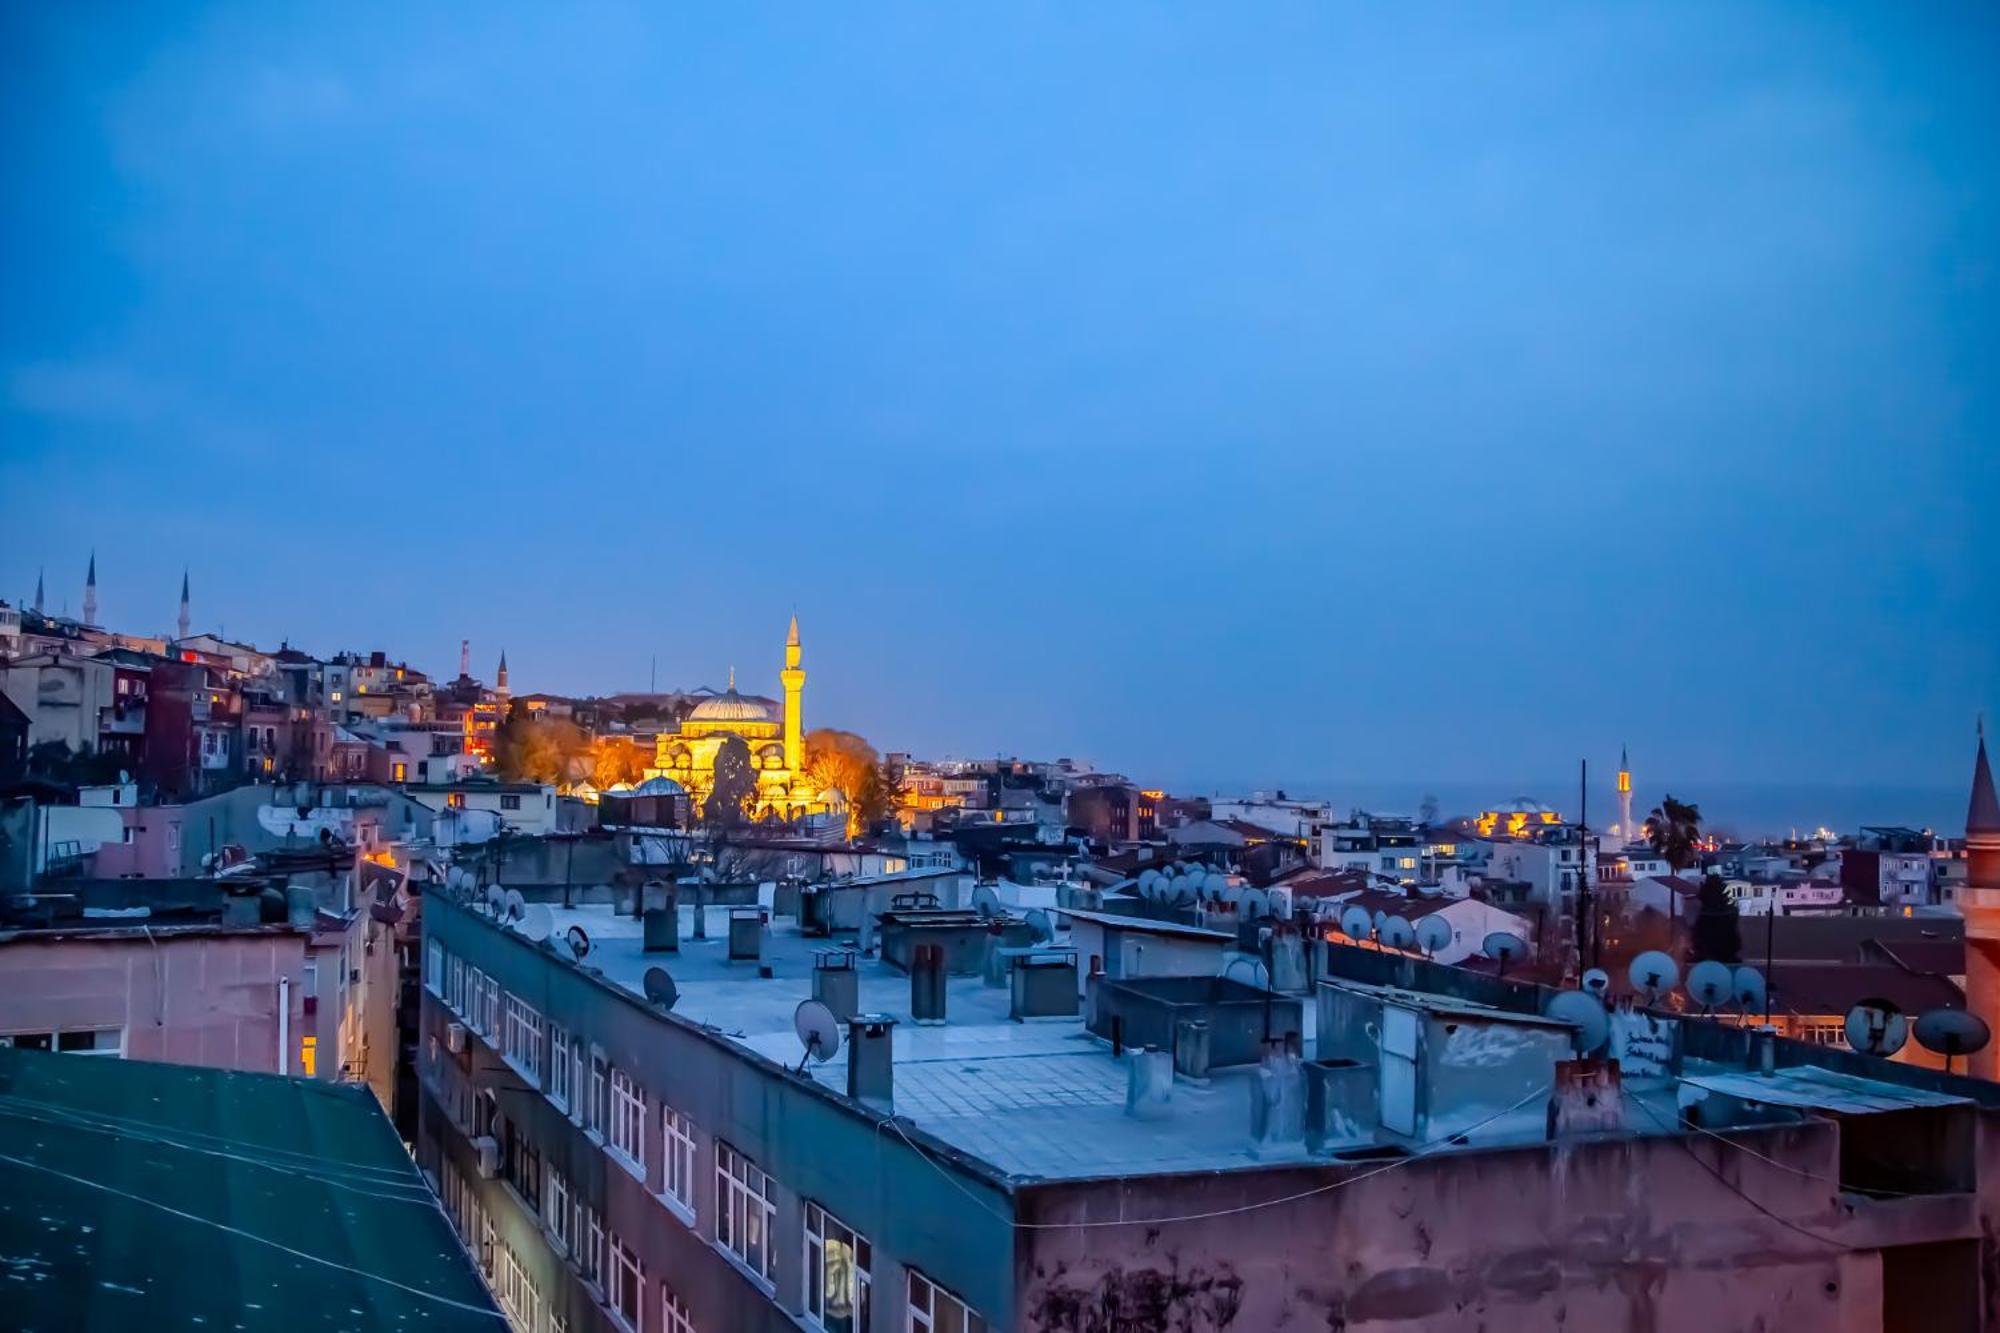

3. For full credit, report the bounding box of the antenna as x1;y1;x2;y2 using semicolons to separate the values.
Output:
1580;967;1611;998
1912;1009;1991;1075
565;925;592;962
1339;904;1374;943
1628;950;1679;1005
1730;965;1766;1016
1024;908;1054;944
1685;960;1733;1014
793;999;842;1072
1844;999;1908;1058
517;903;553;942
483;885;506;917
1482;931;1529;978
1414;915;1452;958
1202;871;1230;902
971;884;1002;919
642;966;680;1010
1545;989;1610;1056
1378;915;1416;952
1241;888;1271;919
502;889;527;924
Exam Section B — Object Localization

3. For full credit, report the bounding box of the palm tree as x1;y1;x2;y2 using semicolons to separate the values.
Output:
1644;794;1702;871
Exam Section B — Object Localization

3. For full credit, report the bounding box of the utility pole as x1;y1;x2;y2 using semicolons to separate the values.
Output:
1575;758;1596;973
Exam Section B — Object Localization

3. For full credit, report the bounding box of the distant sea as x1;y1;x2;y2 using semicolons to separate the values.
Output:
1169;779;1970;842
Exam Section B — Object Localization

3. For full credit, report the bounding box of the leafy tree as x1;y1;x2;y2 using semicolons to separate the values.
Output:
849;761;895;838
24;741;126;787
705;734;757;827
590;735;650;789
1691;872;1743;964
1644;794;1703;871
805;728;892;837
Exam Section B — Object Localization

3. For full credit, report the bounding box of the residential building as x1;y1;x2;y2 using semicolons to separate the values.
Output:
405;780;562;838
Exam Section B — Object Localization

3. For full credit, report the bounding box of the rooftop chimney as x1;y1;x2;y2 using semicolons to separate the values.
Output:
1249;1034;1306;1157
846;1014;896;1112
813;948;859;1021
1126;1047;1173;1119
642;882;679;953
911;943;946;1025
1546;1058;1625;1139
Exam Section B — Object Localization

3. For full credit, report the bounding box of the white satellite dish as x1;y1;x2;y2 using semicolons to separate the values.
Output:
518;903;553;943
1137;868;1162;894
483;885;506;916
565;925;592;962
642;967;680;1010
1580;967;1611;997
1844;999;1908;1057
794;999;842;1070
1730;966;1766;1014
502;889;527;923
1482;931;1529;976
1545;989;1610;1056
971;884;1002;918
1203;872;1230;900
1025;909;1054;944
1339;904;1374;942
1241;888;1271;919
1628;950;1679;1004
1686;960;1733;1013
1378;916;1416;951
1220;881;1245;906
1913;1009;1991;1075
1414;916;1452;957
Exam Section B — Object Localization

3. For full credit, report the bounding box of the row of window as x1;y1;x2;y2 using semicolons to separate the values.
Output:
427;935;989;1333
0;1026;123;1057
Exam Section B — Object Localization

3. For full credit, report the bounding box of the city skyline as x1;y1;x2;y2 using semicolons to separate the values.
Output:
6;3;1996;791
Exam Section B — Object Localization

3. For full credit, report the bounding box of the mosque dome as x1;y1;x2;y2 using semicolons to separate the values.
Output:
688;689;778;724
632;776;687;797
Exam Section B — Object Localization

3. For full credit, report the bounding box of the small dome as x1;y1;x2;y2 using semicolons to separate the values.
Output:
633;776;687;796
688;690;777;724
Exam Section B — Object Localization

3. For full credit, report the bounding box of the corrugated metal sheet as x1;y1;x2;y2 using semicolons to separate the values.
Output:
1681;1064;1970;1113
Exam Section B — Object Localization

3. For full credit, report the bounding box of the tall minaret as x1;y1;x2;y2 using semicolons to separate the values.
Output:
33;567;45;615
459;639;470;679
781;614;805;772
1616;744;1633;844
496;649;510;701
82;552;97;627
177;569;190;640
1962;721;2000;1080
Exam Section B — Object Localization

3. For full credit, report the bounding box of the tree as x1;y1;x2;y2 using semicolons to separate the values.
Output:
1644;794;1703;871
1691;872;1742;964
590;736;650;789
804;728;891;837
705;734;757;827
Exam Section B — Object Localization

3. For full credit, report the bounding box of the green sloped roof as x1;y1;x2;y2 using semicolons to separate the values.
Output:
0;1047;500;1332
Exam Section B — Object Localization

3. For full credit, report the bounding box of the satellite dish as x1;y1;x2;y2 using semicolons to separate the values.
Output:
1241;888;1271;919
793;999;842;1070
1378;916;1416;951
1628;950;1679;1003
518;903;553;943
971;884;1002;918
1844;999;1909;1057
1203;872;1230;899
1913;1009;1991;1074
1482;931;1529;977
1545;990;1610;1056
565;925;592;962
1138;868;1162;894
502;889;527;923
483;885;506;916
1731;966;1767;1013
1414;916;1453;957
1025;909;1054;944
1686;960;1733;1013
1581;968;1611;997
642;967;680;1010
1221;881;1245;906
1339;904;1375;942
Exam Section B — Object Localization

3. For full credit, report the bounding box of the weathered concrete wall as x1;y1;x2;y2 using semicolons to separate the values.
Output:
1015;1124;1980;1332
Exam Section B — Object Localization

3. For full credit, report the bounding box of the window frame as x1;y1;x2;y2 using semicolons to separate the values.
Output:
609;1066;647;1176
715;1141;777;1286
804;1201;872;1332
661;1102;697;1218
609;1233;645;1333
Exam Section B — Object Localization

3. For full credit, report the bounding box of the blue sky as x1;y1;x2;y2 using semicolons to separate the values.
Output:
3;3;1995;797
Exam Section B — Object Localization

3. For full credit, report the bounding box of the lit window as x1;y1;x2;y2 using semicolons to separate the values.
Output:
300;1035;317;1077
331;690;342;702
907;1271;986;1333
716;1142;776;1284
804;1202;872;1332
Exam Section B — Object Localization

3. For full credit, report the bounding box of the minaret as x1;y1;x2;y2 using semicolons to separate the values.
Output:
82;553;97;627
1617;744;1633;844
177;570;190;640
496;650;510;700
459;639;470;680
1962;721;2000;1080
33;568;44;615
781;614;805;773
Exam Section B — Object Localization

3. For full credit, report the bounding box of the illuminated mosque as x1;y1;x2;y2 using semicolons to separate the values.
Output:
645;616;831;819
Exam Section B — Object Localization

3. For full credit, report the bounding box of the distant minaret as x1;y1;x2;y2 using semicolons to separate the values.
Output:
1963;720;2000;1080
82;552;97;627
176;570;190;640
496;650;510;700
459;639;470;680
33;568;44;615
781;614;806;773
1617;744;1633;843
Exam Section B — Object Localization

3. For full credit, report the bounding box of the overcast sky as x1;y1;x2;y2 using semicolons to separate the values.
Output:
3;3;1995;796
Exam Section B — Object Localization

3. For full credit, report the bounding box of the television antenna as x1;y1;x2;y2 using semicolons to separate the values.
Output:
1241;888;1271;919
564;925;592;962
518;903;553;943
1730;965;1767;1018
1545;989;1610;1056
1414;916;1452;958
793;999;842;1073
1580;967;1610;998
483;885;506;917
1025;909;1054;944
1482;931;1529;978
971;884;1002;919
642;966;680;1011
1843;999;1908;1058
1685;960;1733;1015
502;889;527;924
1913;1009;1991;1075
1339;904;1374;944
1378;915;1416;952
1628;950;1679;1005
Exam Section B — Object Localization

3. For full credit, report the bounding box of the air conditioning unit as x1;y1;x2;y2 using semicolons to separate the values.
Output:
446;1022;466;1053
473;1136;500;1179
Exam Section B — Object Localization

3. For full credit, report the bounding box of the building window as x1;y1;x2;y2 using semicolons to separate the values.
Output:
662;1104;697;1214
716;1142;776;1284
496;1240;543;1333
0;1027;124;1057
483;975;501;1038
425;940;444;995
447;791;466;809
501;793;522;811
580;1206;605;1290
586;1050;608;1137
805;1203;872;1332
504;995;545;1085
547;1022;573;1110
609;1067;646;1175
660;1286;695;1333
907;1271;987;1333
545;1163;572;1255
610;1235;645;1333
299;1035;317;1076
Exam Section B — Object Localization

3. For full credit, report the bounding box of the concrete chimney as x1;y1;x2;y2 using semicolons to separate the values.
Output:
911;943;946;1025
846;1014;896;1112
642;882;679;952
1546;1058;1625;1139
812;948;860;1021
1126;1047;1174;1120
1250;1035;1306;1157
